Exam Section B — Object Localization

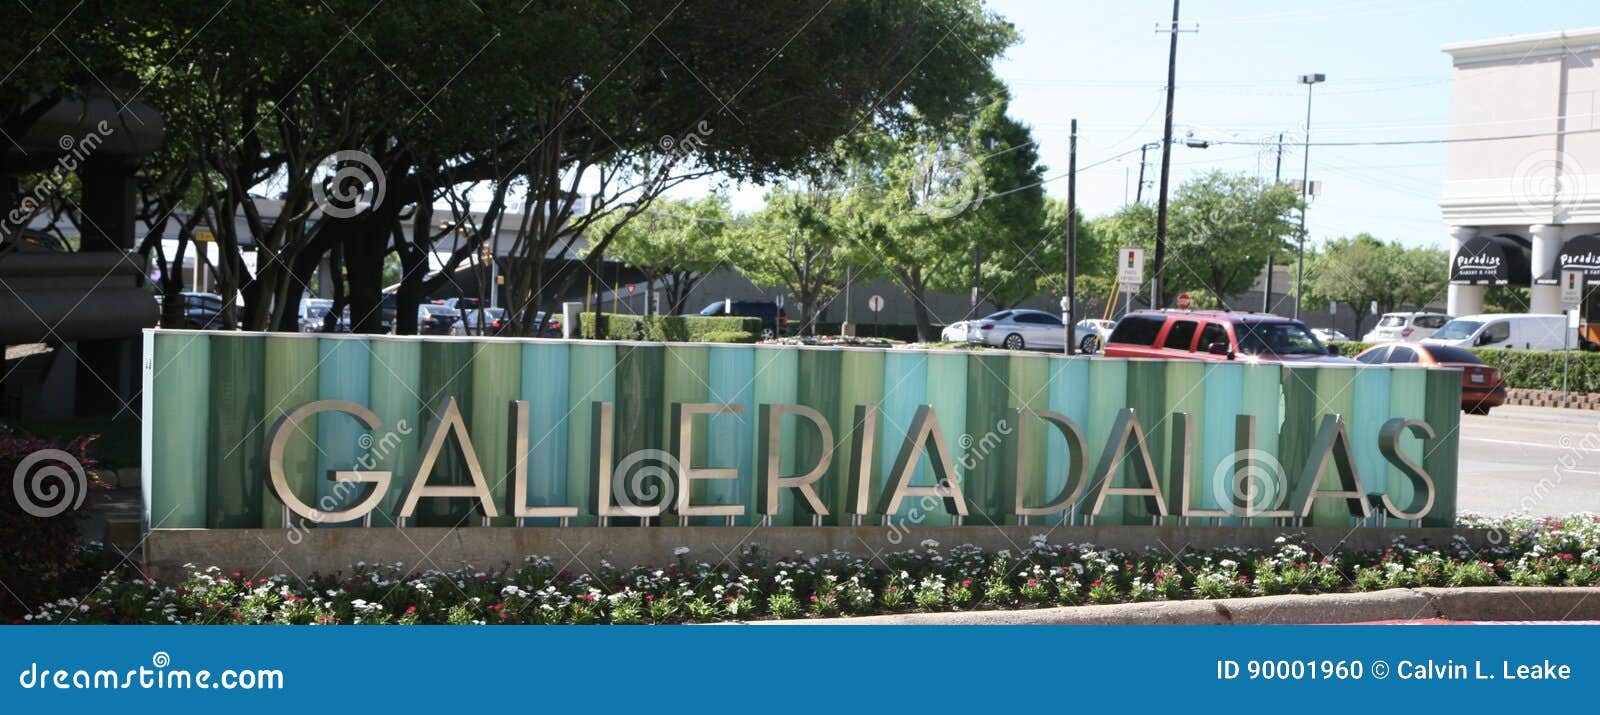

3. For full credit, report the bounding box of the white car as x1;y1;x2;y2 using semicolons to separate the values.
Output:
1362;312;1451;343
1312;328;1350;342
971;309;1066;351
1074;319;1116;354
940;320;973;343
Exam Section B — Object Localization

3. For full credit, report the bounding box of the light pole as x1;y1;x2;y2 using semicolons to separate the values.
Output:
1293;72;1324;320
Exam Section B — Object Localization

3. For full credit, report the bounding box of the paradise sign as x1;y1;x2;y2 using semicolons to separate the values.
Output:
142;331;1461;531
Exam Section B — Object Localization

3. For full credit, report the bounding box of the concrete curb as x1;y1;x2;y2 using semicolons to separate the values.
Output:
756;587;1600;625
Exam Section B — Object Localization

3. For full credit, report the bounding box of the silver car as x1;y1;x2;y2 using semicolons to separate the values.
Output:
971;309;1066;351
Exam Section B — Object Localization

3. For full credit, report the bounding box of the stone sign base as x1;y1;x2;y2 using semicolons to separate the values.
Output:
144;525;1489;582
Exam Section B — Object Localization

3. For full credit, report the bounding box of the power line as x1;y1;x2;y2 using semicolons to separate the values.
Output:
1207;125;1600;148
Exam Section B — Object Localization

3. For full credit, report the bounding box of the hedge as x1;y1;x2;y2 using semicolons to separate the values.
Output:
577;312;761;343
1328;341;1600;393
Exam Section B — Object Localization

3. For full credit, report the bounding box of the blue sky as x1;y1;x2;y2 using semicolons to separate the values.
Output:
967;0;1599;250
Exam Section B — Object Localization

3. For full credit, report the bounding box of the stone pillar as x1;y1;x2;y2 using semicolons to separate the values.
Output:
1447;226;1484;317
1529;224;1564;315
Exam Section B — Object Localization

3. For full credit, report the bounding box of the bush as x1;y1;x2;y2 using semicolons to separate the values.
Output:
0;427;102;620
698;330;759;344
577;313;761;342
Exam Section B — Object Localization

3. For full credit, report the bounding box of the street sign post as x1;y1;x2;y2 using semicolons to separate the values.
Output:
1117;248;1144;292
867;294;884;338
1562;269;1584;408
1176;293;1191;310
1561;269;1584;309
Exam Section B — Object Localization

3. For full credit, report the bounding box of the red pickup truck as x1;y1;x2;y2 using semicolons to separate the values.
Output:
1102;310;1358;364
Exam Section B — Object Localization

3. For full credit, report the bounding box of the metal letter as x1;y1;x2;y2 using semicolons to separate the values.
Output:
1009;408;1089;516
877;405;967;517
508;400;578;520
587;402;638;518
266;400;390;524
1088;408;1169;517
757;404;833;516
1377;418;1436;521
1291;414;1371;518
846;404;879;517
672;402;746;518
1174;412;1226;518
399;396;499;519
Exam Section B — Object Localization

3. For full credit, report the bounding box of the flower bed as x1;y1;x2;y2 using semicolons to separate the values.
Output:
18;515;1600;625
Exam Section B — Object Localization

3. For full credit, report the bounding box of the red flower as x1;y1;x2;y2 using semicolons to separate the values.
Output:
405;606;417;615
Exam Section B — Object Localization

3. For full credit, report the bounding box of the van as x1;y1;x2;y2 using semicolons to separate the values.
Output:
1103;310;1356;364
1362;311;1451;343
1421;313;1574;351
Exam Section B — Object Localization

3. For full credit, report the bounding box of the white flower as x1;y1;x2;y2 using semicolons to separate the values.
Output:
674;546;691;556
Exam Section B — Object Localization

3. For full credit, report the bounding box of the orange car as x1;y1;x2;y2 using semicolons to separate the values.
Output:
1353;342;1506;414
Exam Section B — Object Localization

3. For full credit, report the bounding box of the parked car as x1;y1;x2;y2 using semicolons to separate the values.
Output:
1074;318;1116;354
297;298;350;333
453;306;506;335
1312;327;1350;342
696;300;788;340
940;320;973;343
971;309;1065;351
1422;313;1574;351
1354;342;1506;414
165;291;229;330
1103;310;1356;364
1362;312;1451;343
417;303;461;335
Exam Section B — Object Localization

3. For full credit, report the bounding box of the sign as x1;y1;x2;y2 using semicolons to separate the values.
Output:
1118;248;1144;292
1562;269;1585;309
626;283;635;295
867;294;885;313
1176;293;1191;310
192;228;213;243
143;332;1462;531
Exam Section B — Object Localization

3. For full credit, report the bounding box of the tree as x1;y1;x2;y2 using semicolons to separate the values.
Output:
1163;172;1299;309
1305;233;1408;337
734;185;858;335
607;196;732;314
836;93;1045;340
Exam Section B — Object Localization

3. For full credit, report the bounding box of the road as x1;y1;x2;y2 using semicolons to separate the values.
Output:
1458;405;1600;516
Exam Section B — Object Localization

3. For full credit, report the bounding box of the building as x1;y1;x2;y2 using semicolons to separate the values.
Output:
1442;27;1600;341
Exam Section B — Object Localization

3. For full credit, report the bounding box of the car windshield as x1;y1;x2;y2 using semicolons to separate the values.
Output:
1378;315;1406;327
699;302;722;315
304;305;330;318
1430;319;1482;341
982;311;1013;321
423;305;457;315
1234;321;1326;356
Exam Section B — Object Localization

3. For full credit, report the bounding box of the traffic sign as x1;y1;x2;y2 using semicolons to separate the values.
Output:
192;228;213;243
626;283;635;295
1117;248;1144;292
1561;269;1584;309
1176;293;1191;310
867;294;885;313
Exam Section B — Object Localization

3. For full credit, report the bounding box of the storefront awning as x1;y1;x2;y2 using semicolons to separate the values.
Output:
1451;233;1531;285
1535;233;1600;285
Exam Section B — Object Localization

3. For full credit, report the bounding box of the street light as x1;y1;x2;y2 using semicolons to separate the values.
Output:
1293;72;1324;320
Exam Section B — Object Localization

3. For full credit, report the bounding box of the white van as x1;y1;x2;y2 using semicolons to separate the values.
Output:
1421;313;1575;351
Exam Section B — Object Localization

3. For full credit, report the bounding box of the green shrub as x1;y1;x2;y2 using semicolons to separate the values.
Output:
698;330;758;344
577;313;760;342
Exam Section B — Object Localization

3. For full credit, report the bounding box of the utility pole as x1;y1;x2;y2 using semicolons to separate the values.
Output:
1152;0;1191;309
1294;73;1325;320
1134;141;1158;204
1263;131;1283;313
1066;119;1079;355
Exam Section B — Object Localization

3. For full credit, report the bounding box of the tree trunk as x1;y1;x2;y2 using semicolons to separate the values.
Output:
344;215;388;334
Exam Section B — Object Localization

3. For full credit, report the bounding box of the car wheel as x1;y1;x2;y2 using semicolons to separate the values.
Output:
1465;404;1491;416
761;328;775;341
1003;333;1024;351
1079;335;1100;354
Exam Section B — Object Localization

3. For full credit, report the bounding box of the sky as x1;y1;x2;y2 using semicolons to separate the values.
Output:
716;1;1600;251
